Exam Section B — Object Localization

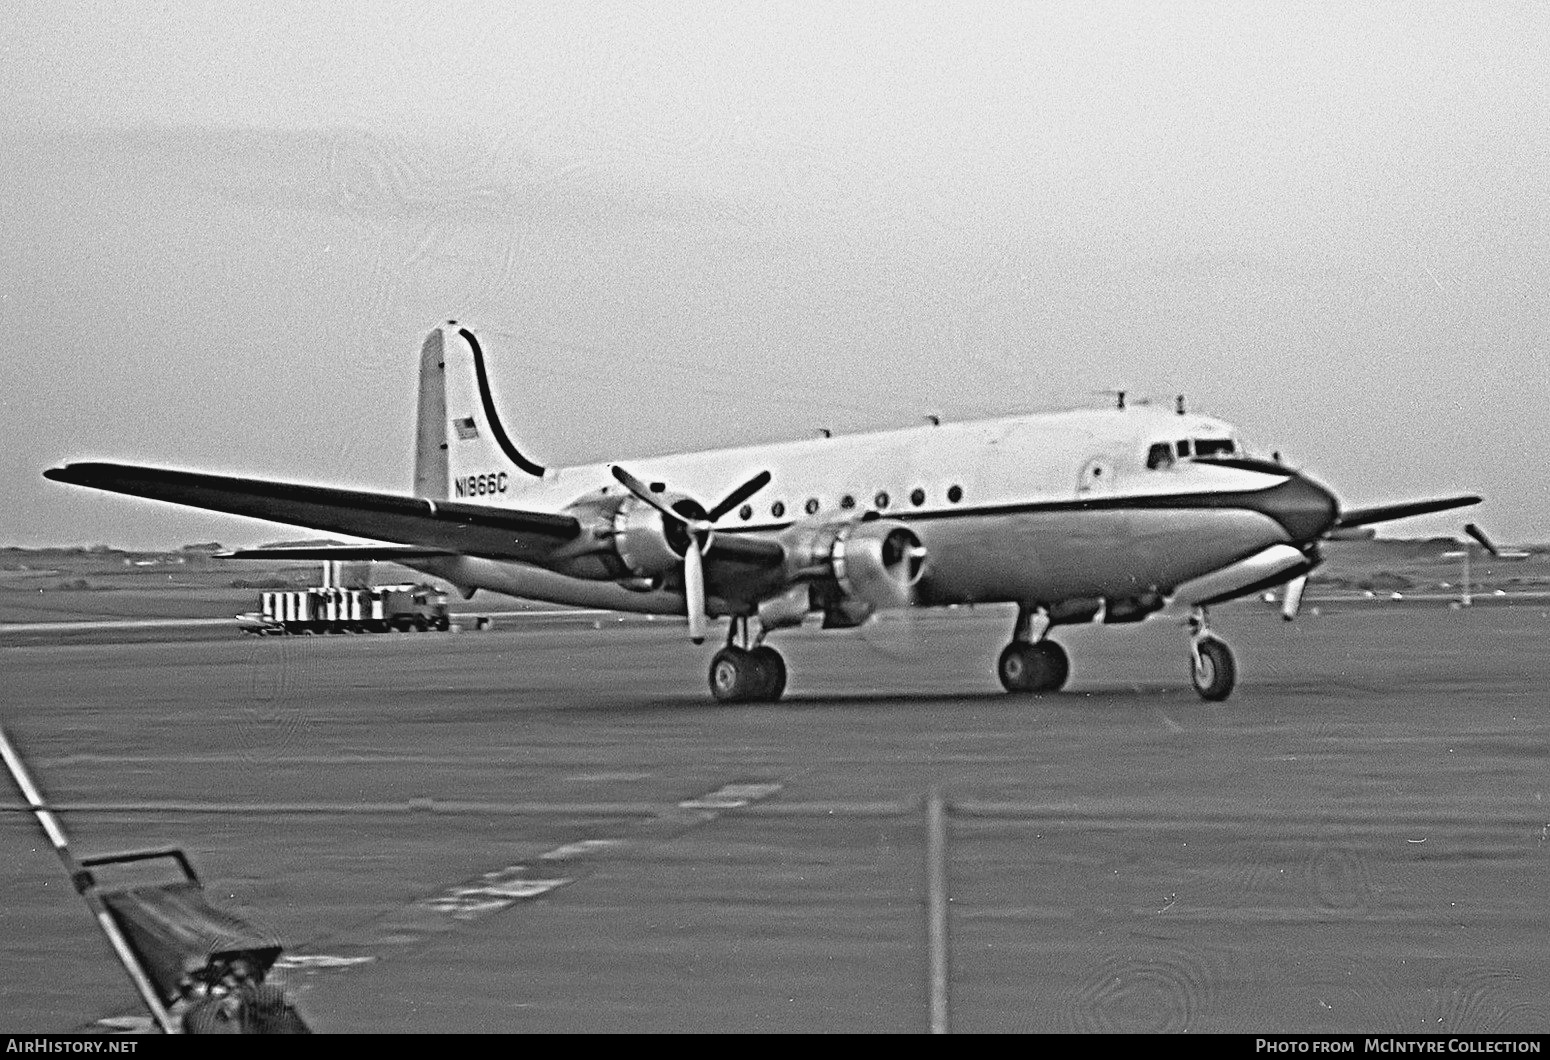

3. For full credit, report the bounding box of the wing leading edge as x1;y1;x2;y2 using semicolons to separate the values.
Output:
43;462;581;563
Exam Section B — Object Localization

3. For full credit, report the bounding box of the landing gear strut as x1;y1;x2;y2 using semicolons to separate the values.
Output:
1187;607;1237;701
998;605;1069;694
708;616;787;704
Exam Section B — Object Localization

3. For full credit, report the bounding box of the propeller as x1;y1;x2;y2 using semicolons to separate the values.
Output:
609;464;772;643
1280;574;1308;622
1464;523;1501;557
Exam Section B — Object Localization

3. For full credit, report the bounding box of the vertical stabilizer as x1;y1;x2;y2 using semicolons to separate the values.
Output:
418;323;546;502
413;328;449;498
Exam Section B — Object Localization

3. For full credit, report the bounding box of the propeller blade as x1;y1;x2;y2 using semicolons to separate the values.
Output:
609;465;688;525
1281;574;1307;622
1335;494;1481;529
706;470;772;523
1464;523;1501;557
683;541;707;644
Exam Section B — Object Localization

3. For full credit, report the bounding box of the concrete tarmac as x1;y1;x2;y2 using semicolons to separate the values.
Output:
1;603;1547;1033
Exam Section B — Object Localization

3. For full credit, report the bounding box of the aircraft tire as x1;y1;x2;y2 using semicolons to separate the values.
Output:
1191;637;1236;701
749;646;787;702
998;640;1068;694
709;647;761;704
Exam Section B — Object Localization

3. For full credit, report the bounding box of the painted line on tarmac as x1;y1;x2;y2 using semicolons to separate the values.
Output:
0;618;236;633
270;777;783;1000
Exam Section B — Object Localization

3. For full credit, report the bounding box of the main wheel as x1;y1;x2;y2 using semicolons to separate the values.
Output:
749;646;788;702
1190;637;1237;701
997;640;1069;694
709;647;762;703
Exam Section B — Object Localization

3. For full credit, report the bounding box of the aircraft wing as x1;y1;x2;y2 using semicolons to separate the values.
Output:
1335;494;1482;529
44;462;582;564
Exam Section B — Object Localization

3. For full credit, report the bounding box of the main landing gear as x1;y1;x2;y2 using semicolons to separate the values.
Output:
997;606;1070;694
708;616;787;704
1187;607;1236;702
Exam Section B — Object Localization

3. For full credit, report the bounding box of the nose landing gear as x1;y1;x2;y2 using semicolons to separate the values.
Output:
708;616;787;704
997;605;1070;694
1187;608;1237;701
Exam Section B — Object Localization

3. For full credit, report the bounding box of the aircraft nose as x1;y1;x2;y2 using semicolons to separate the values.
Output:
1256;471;1340;544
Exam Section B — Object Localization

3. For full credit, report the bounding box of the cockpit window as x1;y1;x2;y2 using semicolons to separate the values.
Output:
1192;438;1236;457
1145;442;1175;470
1176;439;1192;457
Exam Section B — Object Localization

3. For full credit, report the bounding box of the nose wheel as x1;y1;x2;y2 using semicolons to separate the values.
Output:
1188;609;1237;701
708;617;787;703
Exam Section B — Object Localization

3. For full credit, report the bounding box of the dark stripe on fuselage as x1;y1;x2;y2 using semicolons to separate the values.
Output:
720;473;1339;545
458;327;547;478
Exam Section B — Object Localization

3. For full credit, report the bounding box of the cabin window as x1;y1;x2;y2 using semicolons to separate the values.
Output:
804;498;820;515
738;504;752;521
1193;438;1235;457
947;485;963;503
910;487;926;506
1176;439;1192;457
840;494;856;510
874;491;890;509
1145;442;1175;470
771;501;786;518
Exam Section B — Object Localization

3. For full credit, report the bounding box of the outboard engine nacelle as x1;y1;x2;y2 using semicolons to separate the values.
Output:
779;518;927;613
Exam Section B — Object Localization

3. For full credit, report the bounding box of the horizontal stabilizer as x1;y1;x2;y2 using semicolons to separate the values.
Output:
1336;494;1481;529
217;545;457;561
44;462;581;563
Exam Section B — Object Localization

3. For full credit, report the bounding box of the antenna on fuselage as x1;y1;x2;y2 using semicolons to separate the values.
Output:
1176;395;1186;416
924;414;940;426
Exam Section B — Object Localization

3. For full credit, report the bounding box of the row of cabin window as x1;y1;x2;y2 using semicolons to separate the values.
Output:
738;484;965;521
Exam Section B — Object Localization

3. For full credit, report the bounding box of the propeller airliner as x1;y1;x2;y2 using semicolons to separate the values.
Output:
45;324;1482;703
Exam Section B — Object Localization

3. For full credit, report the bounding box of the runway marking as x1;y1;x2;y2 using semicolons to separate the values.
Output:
0;618;235;633
273;777;784;998
418;866;574;920
1152;708;1184;734
541;838;626;860
273;954;376;970
679;782;783;810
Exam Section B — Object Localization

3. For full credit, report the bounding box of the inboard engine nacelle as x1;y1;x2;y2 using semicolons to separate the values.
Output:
779;518;928;613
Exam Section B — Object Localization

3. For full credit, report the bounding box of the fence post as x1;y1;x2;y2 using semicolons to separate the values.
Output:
926;787;949;1034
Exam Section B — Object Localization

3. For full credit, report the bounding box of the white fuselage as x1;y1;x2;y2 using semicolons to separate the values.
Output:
414;404;1302;617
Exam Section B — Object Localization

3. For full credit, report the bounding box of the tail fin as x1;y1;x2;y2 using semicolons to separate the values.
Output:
413;323;547;501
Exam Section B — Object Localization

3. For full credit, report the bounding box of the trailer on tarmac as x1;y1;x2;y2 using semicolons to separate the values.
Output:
241;583;449;635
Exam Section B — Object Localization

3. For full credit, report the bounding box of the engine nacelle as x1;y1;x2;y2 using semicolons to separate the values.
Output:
610;493;704;577
1171;544;1311;608
557;489;702;582
779;517;927;613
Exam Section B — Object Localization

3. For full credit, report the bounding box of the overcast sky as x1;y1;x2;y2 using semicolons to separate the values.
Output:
2;0;1546;548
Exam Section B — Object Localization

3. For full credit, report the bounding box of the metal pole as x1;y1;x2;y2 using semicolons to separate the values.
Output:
0;725;180;1034
925;787;950;1034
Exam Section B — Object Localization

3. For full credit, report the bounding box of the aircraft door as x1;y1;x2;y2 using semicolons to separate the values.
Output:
1077;456;1116;495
